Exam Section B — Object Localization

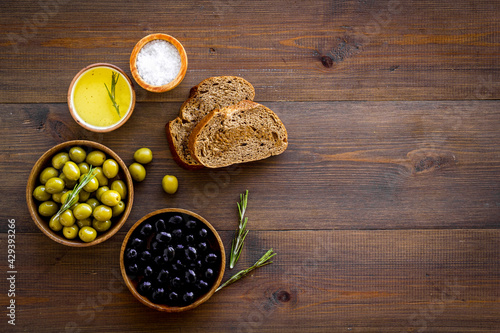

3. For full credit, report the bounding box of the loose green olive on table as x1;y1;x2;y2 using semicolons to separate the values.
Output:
162;175;178;194
32;146;128;243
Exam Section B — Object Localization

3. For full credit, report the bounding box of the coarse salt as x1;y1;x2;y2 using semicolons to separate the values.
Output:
136;39;181;86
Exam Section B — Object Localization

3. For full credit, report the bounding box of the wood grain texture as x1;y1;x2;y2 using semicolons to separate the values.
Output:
1;0;499;332
0;0;499;103
3;101;499;234
0;230;498;332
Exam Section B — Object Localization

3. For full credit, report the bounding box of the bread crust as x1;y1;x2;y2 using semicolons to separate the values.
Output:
166;76;255;169
165;121;204;170
188;100;288;168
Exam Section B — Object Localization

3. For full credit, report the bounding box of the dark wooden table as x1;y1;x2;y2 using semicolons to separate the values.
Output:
1;1;499;332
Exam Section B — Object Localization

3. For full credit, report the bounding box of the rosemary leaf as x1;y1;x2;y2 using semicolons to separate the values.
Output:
54;166;96;220
216;249;276;292
229;190;249;269
104;71;121;117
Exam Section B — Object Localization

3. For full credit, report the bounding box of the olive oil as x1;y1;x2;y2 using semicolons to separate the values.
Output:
72;67;132;128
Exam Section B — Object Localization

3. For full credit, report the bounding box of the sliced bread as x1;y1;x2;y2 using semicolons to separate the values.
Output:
166;76;255;169
188;100;288;168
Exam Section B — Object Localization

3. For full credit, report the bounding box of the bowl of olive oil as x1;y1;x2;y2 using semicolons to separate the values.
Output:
68;63;136;132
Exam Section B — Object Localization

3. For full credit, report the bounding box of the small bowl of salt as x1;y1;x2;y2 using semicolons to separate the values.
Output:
130;33;188;93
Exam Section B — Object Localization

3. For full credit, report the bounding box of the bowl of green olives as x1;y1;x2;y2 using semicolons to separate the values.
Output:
27;140;134;247
120;208;225;312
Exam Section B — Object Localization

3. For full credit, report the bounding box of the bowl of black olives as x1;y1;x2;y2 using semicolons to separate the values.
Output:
26;140;134;247
120;208;225;312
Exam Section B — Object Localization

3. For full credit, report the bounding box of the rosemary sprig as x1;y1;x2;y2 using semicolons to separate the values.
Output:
104;71;121;117
53;166;96;220
229;190;250;269
216;249;276;292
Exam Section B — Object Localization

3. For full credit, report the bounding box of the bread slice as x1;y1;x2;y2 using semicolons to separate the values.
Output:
166;76;255;169
188;100;288;168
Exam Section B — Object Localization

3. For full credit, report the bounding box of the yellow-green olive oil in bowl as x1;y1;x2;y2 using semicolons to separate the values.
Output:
68;63;136;132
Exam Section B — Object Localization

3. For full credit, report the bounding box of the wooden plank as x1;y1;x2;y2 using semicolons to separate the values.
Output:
3;101;499;233
0;0;498;103
1;230;498;332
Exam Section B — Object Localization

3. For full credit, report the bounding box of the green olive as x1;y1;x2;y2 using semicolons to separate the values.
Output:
78;162;90;175
63;225;79;239
59;173;77;189
45;177;66;194
77;218;92;228
162;175;178;194
112;201;125;217
110;180;127;199
52;152;70;169
69;146;87;163
79;190;91;202
59;209;75;227
39;167;58;184
60;190;79;206
129;163;146;182
95;186;109;201
79;226;97;242
62;161;81;181
38;201;58;217
73;203;93;220
52;189;68;204
92;219;112;233
33;185;52;201
82;175;99;192
86;198;100;210
86;150;106;167
93;205;112;222
49;214;63;232
134;148;153;164
92;167;108;186
102;159;119;179
100;190;121;207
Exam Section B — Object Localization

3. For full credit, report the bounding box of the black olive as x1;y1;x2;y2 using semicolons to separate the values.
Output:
157;269;170;284
198;242;208;253
153;255;164;267
185;234;195;244
150;240;162;252
171;276;182;288
139;223;153;237
185;219;197;229
199;228;208;238
185;246;198;261
175;244;185;254
205;268;214;279
183;291;194;303
154;219;166;233
172;229;182;239
185;269;197;284
168;215;183;225
127;263;139;275
125;248;138;261
205;253;218;264
168;291;179;301
163;246;175;262
129;237;145;249
140;250;152;263
196;280;209;290
171;259;185;272
156;231;172;243
138;279;153;296
143;265;154;277
151;287;165;302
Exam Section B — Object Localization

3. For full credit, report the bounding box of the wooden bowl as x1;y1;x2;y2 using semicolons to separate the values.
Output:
130;33;188;93
68;63;136;133
26;140;134;247
120;208;225;312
